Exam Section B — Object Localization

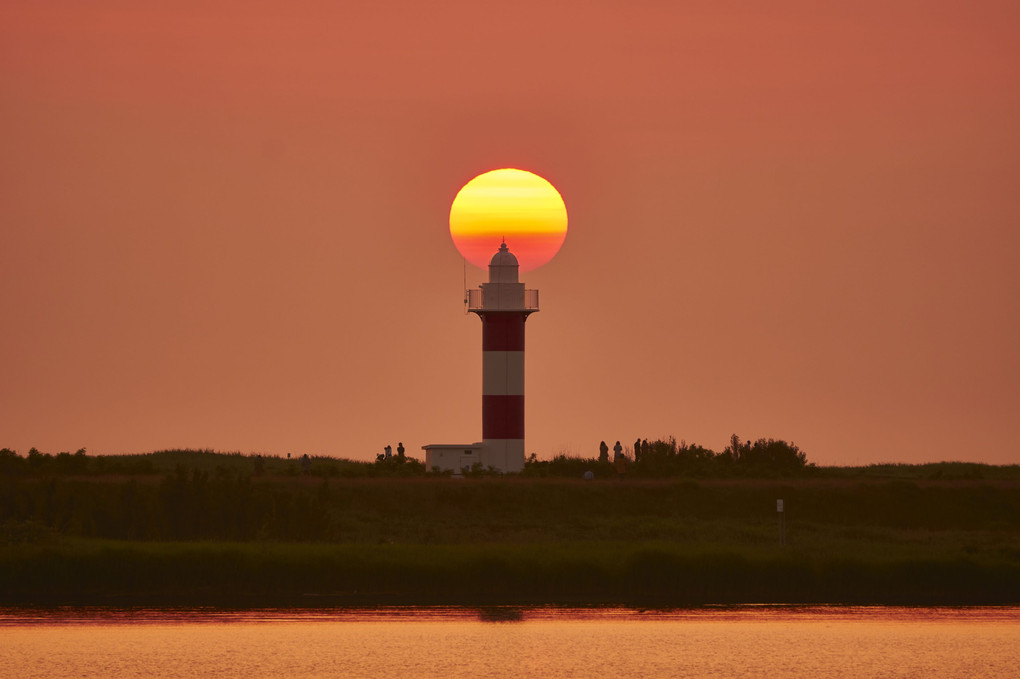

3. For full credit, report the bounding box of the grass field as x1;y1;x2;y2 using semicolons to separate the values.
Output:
2;463;1018;605
3;535;1017;606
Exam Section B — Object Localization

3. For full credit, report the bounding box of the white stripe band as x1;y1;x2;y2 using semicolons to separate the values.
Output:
482;351;525;396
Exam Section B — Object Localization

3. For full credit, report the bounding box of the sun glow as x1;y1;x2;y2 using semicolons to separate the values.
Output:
450;168;568;272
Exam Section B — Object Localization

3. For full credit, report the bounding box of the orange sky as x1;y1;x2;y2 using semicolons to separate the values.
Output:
2;1;1018;465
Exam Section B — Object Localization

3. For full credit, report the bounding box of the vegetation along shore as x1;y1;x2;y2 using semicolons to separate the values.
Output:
2;446;1018;606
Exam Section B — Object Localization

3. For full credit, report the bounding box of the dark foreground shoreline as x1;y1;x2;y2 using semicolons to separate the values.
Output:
3;474;1018;607
3;539;1017;608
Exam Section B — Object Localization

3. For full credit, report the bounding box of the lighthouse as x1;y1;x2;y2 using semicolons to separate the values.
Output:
465;241;539;472
420;242;540;474
425;166;565;475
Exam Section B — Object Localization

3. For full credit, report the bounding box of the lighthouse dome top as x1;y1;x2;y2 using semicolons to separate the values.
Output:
488;241;520;283
489;241;519;268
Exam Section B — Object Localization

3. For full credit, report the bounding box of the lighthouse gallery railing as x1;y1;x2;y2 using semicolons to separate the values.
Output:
467;288;539;312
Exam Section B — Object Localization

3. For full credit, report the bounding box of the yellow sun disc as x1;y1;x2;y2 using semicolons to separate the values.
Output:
449;168;568;272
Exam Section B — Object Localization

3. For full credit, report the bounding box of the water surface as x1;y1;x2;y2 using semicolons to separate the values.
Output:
2;606;1016;678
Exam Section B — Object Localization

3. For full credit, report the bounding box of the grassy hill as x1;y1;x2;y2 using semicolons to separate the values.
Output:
1;448;1018;606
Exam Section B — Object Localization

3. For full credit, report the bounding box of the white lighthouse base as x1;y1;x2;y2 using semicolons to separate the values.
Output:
481;439;525;474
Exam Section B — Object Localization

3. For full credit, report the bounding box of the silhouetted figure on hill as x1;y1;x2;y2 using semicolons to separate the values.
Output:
301;454;311;475
614;441;627;476
384;445;392;459
254;454;265;477
634;438;642;463
397;442;405;459
599;441;609;464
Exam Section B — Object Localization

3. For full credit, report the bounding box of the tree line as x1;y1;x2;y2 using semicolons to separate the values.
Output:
0;448;426;479
523;435;809;478
1;434;808;482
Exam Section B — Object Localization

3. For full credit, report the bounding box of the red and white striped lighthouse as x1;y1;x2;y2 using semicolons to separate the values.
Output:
466;242;539;473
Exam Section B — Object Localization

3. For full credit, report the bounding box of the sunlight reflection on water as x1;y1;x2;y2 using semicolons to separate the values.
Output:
1;606;1017;678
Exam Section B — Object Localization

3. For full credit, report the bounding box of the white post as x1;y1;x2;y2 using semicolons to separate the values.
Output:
777;499;785;545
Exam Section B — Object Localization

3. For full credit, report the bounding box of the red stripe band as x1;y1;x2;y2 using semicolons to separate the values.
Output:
482;394;525;439
481;313;526;352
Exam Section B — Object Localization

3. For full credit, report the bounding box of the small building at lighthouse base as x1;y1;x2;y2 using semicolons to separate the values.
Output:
421;441;526;475
421;443;491;475
420;442;526;473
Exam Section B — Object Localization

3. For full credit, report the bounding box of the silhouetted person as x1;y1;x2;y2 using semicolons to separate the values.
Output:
634;438;642;463
384;445;392;459
613;441;623;461
254;454;264;477
397;442;405;459
301;454;311;475
615;442;628;476
599;441;609;464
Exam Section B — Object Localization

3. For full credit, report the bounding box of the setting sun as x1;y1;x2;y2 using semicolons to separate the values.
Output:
449;168;568;272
